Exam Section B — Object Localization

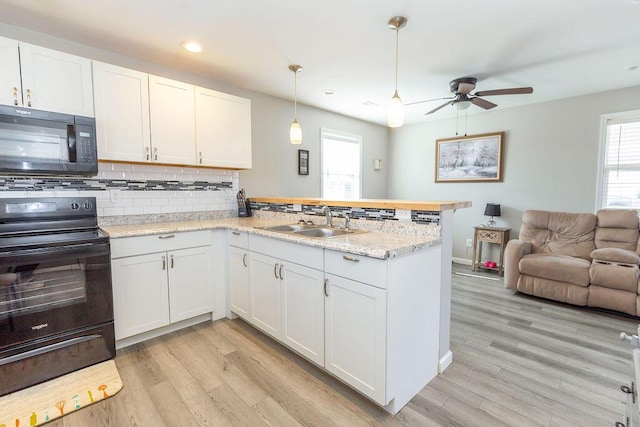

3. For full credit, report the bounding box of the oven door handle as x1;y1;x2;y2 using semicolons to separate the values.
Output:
0;242;110;263
0;335;102;366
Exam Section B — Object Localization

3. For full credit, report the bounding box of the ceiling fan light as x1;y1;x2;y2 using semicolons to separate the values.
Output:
387;92;404;127
456;100;472;110
290;118;302;144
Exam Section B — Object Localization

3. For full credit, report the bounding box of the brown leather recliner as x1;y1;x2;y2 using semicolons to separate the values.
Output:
504;209;640;316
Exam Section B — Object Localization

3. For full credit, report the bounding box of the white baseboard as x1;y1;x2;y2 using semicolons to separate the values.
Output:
452;257;472;266
439;350;453;373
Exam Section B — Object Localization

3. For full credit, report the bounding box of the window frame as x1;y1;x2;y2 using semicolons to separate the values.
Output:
320;128;362;200
596;109;640;211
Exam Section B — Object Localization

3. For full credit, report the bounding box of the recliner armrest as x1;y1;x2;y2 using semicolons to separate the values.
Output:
504;240;532;290
590;247;640;265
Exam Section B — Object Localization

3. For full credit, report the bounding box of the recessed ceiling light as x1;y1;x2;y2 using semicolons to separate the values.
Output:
322;89;336;96
181;41;202;53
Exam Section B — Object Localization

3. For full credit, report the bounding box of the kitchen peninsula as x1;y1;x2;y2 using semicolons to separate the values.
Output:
101;197;470;414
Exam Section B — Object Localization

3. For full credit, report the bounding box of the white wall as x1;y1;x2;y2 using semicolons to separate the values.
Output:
0;22;388;201
388;85;640;261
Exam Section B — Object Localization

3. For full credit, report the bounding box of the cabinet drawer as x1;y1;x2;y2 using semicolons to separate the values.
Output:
111;230;212;258
325;250;387;289
250;234;323;270
228;229;249;248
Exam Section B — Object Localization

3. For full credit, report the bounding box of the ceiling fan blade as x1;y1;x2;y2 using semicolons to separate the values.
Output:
424;101;453;115
406;96;454;106
474;87;533;97
471;97;497;110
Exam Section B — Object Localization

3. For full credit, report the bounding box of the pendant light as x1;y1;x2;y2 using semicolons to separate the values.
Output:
387;16;407;128
289;64;303;144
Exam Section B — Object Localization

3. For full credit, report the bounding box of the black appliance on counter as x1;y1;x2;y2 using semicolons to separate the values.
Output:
0;197;115;396
0;104;98;176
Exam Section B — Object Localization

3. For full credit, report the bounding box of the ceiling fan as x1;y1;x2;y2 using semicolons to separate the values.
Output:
407;77;533;115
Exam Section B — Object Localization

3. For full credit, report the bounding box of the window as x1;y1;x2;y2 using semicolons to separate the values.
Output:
321;128;361;200
599;111;640;209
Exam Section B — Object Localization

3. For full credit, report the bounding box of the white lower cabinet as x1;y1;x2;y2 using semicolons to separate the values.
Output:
111;231;215;341
324;273;387;404
249;252;282;339
228;245;250;318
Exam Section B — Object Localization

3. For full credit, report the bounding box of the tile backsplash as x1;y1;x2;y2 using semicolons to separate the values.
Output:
0;162;239;217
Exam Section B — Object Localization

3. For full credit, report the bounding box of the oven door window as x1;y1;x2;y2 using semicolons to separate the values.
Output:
0;116;70;163
0;243;112;348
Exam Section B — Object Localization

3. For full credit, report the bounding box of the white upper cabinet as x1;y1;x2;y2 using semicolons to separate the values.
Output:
17;42;94;116
0;37;22;107
195;87;252;169
93;61;151;162
149;75;197;165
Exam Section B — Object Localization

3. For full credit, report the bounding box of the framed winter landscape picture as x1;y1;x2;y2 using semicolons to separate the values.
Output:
435;132;504;183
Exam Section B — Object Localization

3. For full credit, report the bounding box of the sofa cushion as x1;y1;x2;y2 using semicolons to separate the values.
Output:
520;210;596;260
590;248;640;264
519;253;591;286
589;261;639;292
517;275;589;306
595;209;639;251
588;285;637;316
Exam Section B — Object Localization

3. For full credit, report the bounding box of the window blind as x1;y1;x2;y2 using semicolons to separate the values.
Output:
602;116;640;209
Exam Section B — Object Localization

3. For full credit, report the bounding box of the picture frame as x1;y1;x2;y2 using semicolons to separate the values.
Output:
435;132;504;183
298;149;309;175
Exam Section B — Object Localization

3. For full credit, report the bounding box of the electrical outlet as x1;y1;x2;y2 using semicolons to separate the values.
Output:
110;189;122;203
466;238;473;248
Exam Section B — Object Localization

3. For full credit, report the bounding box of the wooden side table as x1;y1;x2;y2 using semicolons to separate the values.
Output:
471;226;511;276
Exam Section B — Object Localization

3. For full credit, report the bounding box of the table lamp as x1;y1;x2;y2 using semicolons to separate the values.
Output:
484;203;501;227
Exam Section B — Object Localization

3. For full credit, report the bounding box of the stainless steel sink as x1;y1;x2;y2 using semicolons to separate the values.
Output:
259;224;314;232
294;227;354;238
256;223;367;238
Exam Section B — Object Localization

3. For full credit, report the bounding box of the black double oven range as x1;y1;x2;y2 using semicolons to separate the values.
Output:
0;197;115;396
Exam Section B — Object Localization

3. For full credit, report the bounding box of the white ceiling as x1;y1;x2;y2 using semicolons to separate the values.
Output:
1;0;639;126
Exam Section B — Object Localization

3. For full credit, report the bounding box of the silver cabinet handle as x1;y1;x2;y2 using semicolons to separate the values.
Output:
199;151;203;164
12;87;18;106
274;263;279;279
242;253;247;267
232;231;241;236
145;147;150;160
162;255;166;270
279;264;284;280
170;254;174;269
324;278;329;297
153;147;158;161
158;234;175;239
343;255;360;263
26;88;31;107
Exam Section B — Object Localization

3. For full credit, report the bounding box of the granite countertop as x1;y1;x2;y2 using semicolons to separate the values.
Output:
101;217;441;260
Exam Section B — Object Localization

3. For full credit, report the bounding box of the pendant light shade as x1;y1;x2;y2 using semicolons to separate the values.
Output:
290;118;302;145
387;16;407;128
289;64;302;144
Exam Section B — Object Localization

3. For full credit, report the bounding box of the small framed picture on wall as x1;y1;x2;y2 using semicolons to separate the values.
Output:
298;149;309;175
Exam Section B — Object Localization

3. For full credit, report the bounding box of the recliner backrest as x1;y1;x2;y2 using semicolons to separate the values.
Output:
520;210;596;260
595;209;639;252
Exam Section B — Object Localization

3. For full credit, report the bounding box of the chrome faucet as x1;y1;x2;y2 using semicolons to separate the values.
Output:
322;205;333;227
344;213;351;230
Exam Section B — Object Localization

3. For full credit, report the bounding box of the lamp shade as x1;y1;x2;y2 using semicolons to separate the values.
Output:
290;119;302;144
484;203;501;217
387;91;404;127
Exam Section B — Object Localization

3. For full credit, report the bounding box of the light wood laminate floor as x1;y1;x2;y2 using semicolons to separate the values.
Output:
50;265;638;426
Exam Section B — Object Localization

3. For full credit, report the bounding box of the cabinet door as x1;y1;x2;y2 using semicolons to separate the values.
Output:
93;61;151;162
249;252;281;340
149;75;196;165
111;253;170;340
0;36;21;107
229;245;250;319
195;87;252;168
19;42;94;116
324;274;387;405
167;246;214;323
281;263;325;365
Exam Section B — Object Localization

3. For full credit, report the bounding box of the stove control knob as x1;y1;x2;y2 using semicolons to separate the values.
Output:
70;202;80;210
82;201;93;210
